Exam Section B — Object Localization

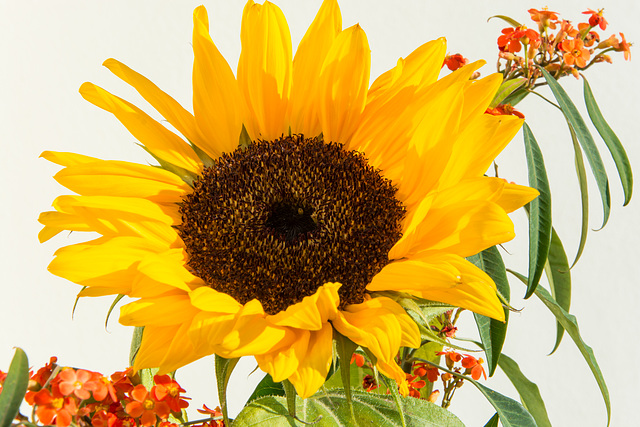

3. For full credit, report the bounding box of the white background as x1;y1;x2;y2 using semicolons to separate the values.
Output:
2;1;638;426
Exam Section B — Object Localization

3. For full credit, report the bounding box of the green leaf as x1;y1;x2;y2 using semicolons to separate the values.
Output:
569;128;589;267
503;88;530;107
498;353;552;427
545;228;571;354
539;67;611;228
247;374;285;403
508;271;611;426
468;246;510;376
216;355;239;427
484;413;500;427
417;359;537;427
0;348;29;427
534;286;611;426
232;389;464;427
583;75;633;206
522;123;552;299
490;78;527;108
487;15;522;28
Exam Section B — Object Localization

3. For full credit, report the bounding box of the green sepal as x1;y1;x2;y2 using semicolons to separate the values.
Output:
333;331;358;425
137;144;198;187
239;124;252;149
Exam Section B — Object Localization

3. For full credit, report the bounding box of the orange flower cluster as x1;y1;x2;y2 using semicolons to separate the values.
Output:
495;7;630;83
0;357;222;427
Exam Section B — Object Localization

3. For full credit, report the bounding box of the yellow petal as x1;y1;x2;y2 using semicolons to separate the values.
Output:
438;113;523;186
189;286;244;314
39;195;180;245
255;330;310;382
266;282;340;330
365;38;446;112
318;24;370;144
103;58;208;153
332;297;419;366
499;182;539;212
134;323;209;374
238;0;292;140
289;0;341;136
192;6;244;157
390;178;523;260
79;82;201;173
134;248;203;294
52;160;190;203
459;73;503;124
40;151;99;166
287;323;334;398
48;236;167;294
367;253;505;320
120;294;197;327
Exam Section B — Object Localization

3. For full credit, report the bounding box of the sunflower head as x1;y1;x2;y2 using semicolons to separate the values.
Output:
40;0;538;398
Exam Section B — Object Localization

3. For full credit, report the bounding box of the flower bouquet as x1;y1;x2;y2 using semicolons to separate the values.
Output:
1;2;635;426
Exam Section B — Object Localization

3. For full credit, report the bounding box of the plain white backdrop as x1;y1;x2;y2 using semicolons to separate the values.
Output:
2;1;638;425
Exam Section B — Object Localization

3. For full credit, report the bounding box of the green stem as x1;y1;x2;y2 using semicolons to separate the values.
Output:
215;355;239;427
282;379;297;419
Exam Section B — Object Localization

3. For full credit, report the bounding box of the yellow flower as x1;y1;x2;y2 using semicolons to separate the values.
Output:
39;0;537;398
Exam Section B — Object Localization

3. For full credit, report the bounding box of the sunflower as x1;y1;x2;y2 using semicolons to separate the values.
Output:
40;0;537;398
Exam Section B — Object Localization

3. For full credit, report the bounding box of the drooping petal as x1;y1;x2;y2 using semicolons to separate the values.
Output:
318;24;370;144
266;282;340;330
367;253;505;320
192;6;245;157
289;0;341;136
255;330;310;382
120;294;197;327
79;83;202;174
332;297;420;377
286;323;334;398
238;0;292;140
40;151;99;167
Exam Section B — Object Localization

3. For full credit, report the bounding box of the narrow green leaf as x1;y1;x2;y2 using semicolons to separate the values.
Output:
468;246;510;376
490;78;527;108
534;287;610;426
215;355;239;427
247;373;285;403
540;67;611;228
569;128;589;267
545;228;571;354
503;88;530;107
498;353;552;427
0;348;29;427
417;359;537;427
508;271;611;426
522;123;552;299
583;76;633;206
484;413;500;427
233;390;464;427
487;15;522;28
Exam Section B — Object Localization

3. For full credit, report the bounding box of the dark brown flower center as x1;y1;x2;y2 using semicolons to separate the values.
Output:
178;135;405;315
